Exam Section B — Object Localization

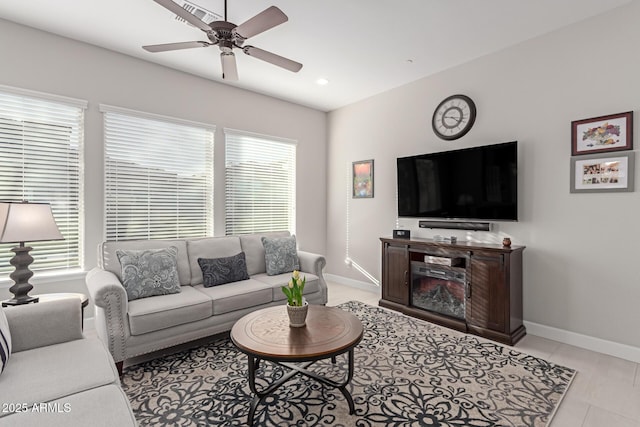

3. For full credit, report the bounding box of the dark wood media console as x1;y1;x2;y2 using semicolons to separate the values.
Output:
380;237;526;345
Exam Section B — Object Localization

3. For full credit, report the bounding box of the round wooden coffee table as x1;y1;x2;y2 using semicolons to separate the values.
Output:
231;304;363;425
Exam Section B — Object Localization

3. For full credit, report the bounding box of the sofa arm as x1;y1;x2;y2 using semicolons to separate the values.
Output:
297;250;328;304
5;298;83;352
86;267;128;311
297;250;326;276
85;267;130;362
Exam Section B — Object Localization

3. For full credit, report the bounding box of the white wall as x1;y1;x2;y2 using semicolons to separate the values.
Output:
327;1;640;350
0;19;327;310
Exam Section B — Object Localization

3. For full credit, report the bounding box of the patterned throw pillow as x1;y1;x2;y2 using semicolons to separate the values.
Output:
198;252;250;288
116;247;182;301
0;306;11;375
261;235;300;276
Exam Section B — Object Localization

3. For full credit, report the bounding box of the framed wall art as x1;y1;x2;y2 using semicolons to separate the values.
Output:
352;159;374;198
571;111;633;156
570;151;634;193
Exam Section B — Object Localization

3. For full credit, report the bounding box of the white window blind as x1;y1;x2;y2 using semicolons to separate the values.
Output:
102;106;214;241
0;87;86;275
225;129;296;235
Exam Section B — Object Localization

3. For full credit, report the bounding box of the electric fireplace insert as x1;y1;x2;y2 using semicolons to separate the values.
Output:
410;261;466;320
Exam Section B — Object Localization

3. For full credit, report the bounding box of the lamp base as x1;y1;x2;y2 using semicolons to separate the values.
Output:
5;244;38;307
2;295;39;307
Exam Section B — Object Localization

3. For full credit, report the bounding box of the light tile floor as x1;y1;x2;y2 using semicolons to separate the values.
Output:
325;280;640;427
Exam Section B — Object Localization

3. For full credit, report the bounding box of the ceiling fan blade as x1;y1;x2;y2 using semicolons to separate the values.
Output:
221;52;239;81
233;6;288;40
243;46;303;73
152;0;211;32
143;41;211;52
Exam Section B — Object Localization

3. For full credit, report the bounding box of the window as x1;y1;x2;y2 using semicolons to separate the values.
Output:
0;86;86;275
225;129;296;235
102;105;214;241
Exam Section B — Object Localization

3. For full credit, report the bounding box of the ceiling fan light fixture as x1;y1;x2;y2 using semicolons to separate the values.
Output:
221;51;239;81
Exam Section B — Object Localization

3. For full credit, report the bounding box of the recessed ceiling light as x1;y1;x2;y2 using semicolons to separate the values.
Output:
316;78;329;85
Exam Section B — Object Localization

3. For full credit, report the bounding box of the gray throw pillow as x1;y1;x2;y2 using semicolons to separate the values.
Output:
262;235;300;276
198;252;250;287
116;247;182;301
0;306;11;375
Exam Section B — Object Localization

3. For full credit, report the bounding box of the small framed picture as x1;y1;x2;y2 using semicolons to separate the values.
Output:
352;159;374;198
571;111;633;156
570;151;634;193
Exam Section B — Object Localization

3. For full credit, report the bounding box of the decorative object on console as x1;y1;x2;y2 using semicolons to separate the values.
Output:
198;252;249;287
571;111;633;156
502;237;512;247
282;270;307;327
116;247;182;301
352;159;374;198
0;202;64;306
432;94;477;140
570;151;635;193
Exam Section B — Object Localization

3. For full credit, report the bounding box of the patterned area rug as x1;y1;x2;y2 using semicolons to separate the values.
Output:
121;301;575;426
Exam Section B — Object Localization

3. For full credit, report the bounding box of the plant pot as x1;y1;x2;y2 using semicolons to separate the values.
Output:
286;301;309;327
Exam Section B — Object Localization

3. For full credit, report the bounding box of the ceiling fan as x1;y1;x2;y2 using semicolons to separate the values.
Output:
143;0;303;81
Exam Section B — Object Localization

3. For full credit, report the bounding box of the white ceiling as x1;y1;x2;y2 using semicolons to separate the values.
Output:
0;0;631;111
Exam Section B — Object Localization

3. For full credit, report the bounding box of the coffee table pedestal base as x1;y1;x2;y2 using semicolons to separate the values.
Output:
246;349;356;425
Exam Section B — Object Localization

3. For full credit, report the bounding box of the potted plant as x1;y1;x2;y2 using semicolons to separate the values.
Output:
282;270;307;327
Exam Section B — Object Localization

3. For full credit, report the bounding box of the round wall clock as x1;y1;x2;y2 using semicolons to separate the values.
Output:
432;94;477;140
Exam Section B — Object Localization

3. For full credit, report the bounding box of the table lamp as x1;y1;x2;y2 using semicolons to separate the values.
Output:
0;202;64;306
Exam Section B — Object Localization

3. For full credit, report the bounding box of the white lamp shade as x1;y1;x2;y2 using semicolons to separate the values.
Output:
0;202;64;243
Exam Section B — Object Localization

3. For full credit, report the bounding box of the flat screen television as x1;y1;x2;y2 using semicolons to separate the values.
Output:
397;141;517;221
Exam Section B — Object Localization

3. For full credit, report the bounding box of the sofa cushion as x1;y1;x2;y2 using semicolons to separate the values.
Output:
127;286;213;335
252;272;321;302
100;239;191;286
0;337;118;414
198;252;250;287
117;247;182;301
193;279;273;315
239;231;290;275
0;307;10;375
262;235;300;276
0;384;137;427
187;236;242;285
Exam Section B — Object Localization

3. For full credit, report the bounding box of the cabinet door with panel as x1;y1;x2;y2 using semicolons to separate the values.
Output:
382;243;409;305
467;251;507;333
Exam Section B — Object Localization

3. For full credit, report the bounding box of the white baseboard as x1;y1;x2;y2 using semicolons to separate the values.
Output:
324;273;380;294
524;320;640;363
326;273;640;363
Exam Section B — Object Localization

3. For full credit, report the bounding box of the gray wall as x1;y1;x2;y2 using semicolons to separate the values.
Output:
327;2;640;350
0;19;327;307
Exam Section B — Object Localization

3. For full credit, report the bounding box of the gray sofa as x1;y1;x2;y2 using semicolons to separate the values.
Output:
0;298;137;426
85;232;327;373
